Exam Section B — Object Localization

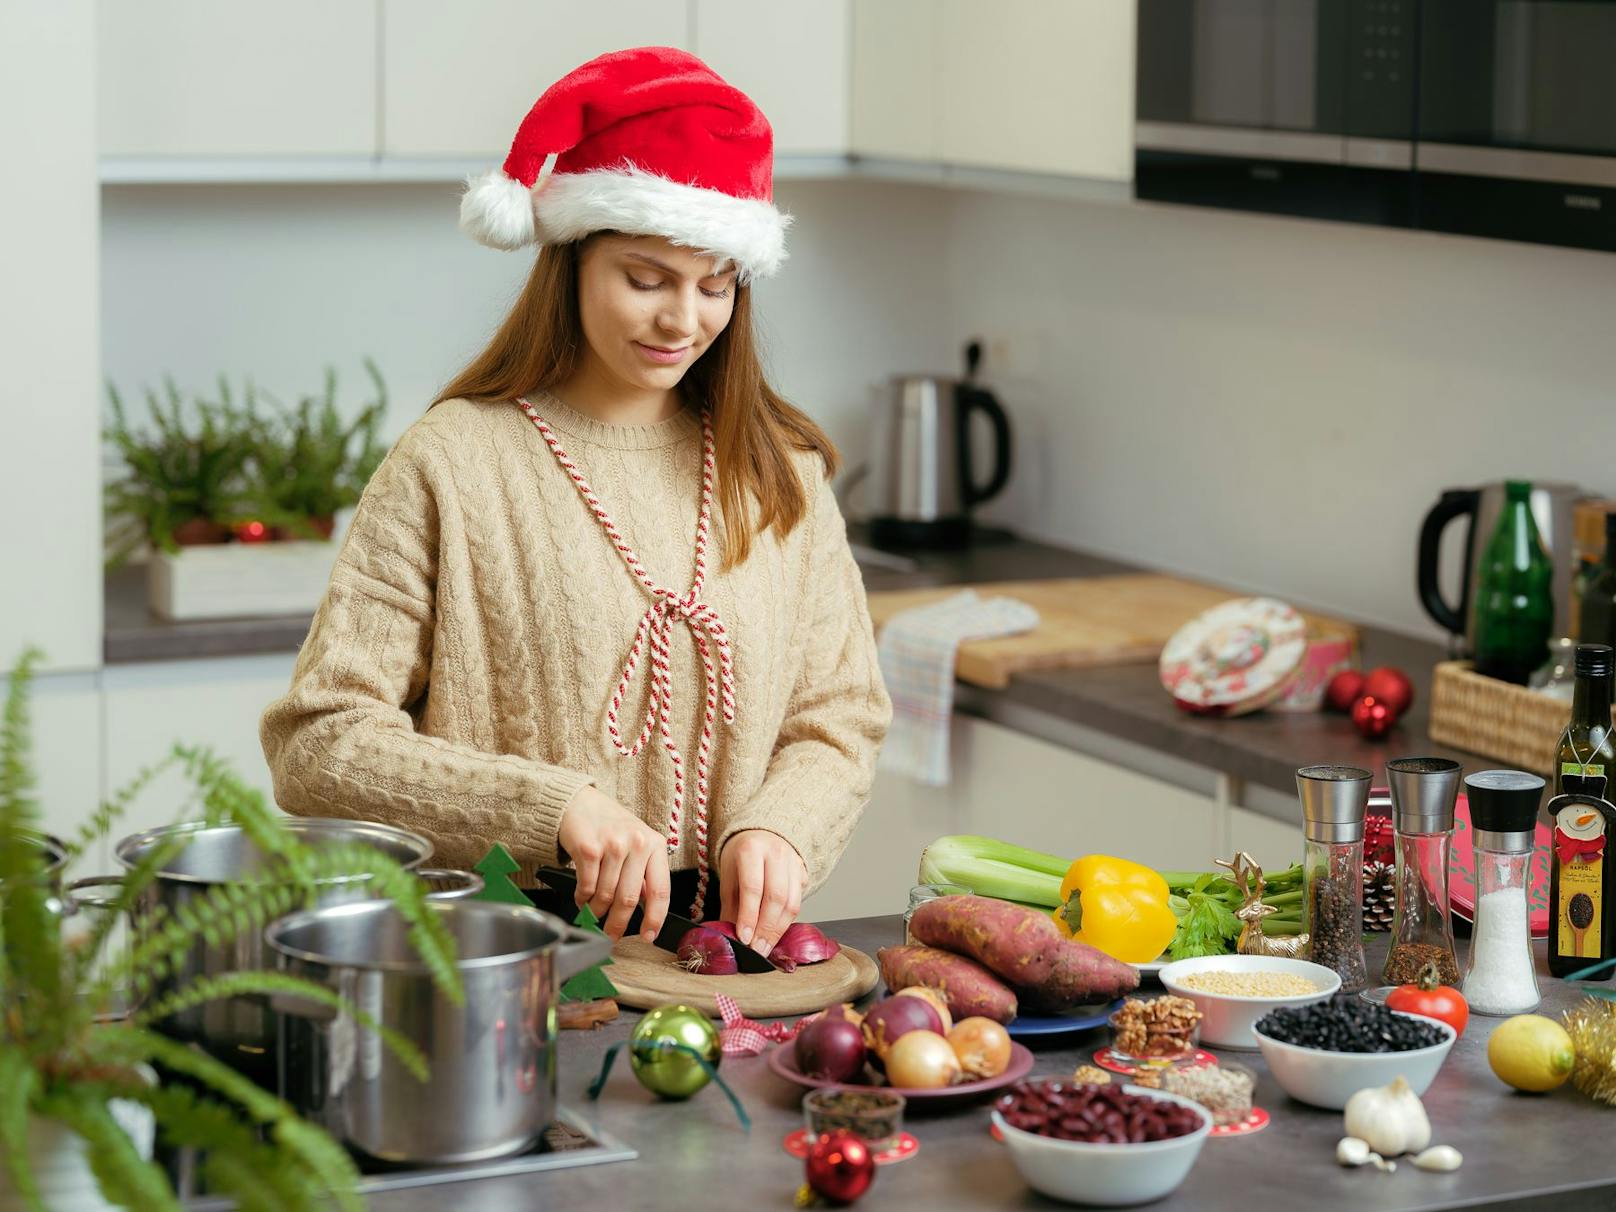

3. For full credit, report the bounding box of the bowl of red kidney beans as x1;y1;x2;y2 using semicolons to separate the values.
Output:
991;1079;1212;1206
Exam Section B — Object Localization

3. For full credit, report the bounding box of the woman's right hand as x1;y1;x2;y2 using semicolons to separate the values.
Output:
556;786;672;943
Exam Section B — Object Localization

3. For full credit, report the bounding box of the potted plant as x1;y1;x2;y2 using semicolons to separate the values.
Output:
0;648;461;1211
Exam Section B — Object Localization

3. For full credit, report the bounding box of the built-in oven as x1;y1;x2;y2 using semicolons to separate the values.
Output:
1417;0;1616;252
1135;0;1417;226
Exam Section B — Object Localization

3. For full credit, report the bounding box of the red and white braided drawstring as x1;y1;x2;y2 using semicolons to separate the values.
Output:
517;397;736;920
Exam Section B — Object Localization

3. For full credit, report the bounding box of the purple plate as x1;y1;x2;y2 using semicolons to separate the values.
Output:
766;1040;1035;1108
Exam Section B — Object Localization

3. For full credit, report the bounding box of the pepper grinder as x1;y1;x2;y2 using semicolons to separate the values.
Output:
1297;764;1372;992
1460;770;1546;1015
1384;757;1463;987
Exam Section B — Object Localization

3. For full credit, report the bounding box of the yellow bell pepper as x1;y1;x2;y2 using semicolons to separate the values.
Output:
1052;855;1178;963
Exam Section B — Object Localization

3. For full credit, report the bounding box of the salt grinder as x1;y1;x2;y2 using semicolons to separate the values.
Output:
1460;770;1546;1015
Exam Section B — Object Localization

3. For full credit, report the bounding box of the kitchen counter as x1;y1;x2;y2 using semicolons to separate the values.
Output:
370;915;1616;1212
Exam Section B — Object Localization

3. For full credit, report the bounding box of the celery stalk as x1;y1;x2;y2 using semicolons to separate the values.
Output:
916;835;1067;907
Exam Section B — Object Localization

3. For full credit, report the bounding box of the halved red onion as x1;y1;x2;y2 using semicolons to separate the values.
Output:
677;926;738;976
769;922;840;973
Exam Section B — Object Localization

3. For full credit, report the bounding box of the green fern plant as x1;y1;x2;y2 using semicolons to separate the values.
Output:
0;649;464;1211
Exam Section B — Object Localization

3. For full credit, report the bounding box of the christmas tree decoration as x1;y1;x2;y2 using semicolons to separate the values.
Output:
233;519;270;543
1351;694;1398;739
559;903;617;1003
471;843;530;905
1362;666;1415;717
1325;669;1366;714
801;1130;875;1206
587;1002;750;1128
1364;814;1396;866
1363;862;1396;932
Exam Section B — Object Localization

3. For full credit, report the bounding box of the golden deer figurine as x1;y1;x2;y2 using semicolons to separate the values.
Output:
1215;851;1310;959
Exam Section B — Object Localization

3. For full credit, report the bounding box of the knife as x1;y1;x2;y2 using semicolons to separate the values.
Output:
534;866;778;974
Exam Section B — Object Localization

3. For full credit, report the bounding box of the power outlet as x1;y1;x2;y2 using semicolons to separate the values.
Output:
980;331;1044;379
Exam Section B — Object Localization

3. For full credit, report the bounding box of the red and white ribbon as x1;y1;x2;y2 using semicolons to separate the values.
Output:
714;992;802;1057
517;397;736;918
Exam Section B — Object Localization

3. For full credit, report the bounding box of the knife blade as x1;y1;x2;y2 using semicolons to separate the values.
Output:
534;867;778;973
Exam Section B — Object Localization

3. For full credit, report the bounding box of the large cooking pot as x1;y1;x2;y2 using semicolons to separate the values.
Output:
1;830;70;894
108;817;475;1080
267;899;611;1164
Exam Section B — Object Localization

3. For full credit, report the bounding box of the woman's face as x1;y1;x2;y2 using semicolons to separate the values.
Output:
575;234;738;395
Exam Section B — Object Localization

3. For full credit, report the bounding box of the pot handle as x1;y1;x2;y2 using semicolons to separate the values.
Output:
554;922;614;984
418;868;484;901
62;874;127;917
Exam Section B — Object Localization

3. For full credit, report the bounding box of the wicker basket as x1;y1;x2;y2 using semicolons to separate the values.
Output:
1426;660;1616;776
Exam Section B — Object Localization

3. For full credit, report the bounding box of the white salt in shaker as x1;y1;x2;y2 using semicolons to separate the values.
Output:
1461;770;1547;1016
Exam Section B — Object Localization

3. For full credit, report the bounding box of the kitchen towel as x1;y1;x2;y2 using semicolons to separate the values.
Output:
876;590;1040;786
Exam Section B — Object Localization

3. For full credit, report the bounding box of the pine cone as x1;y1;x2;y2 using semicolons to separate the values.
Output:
1362;861;1395;933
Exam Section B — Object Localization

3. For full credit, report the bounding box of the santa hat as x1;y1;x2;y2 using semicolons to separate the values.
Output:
459;46;790;281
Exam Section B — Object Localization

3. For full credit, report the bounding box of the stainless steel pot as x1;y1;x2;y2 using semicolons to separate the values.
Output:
266;899;611;1164
2;830;70;894
108;817;464;1080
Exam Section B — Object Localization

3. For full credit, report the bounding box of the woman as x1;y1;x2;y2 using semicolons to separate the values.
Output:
261;47;891;956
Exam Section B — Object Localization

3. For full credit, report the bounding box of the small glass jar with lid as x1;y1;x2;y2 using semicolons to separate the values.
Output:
1461;769;1546;1015
903;883;971;943
1382;757;1463;988
1296;764;1372;992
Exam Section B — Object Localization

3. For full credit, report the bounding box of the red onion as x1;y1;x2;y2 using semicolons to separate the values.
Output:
861;994;944;1059
677;926;738;976
794;1016;867;1082
705;921;741;940
769;923;841;973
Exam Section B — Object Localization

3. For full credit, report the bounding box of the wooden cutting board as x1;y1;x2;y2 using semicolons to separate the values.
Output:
866;574;1356;690
607;937;880;1018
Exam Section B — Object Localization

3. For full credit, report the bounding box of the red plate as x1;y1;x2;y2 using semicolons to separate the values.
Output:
1406;788;1553;939
783;1129;919;1165
766;1040;1035;1108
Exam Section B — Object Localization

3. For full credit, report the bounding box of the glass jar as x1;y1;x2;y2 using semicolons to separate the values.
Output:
1382;757;1463;988
903;882;971;943
1302;834;1368;992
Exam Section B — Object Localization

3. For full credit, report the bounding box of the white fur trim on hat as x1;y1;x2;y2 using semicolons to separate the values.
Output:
460;169;539;251
534;165;791;280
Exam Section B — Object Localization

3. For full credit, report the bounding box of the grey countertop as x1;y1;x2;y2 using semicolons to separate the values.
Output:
369;915;1616;1212
105;526;1472;797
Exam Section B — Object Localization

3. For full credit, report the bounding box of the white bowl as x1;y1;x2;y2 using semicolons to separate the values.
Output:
1254;1012;1457;1110
1158;955;1341;1049
992;1086;1212;1206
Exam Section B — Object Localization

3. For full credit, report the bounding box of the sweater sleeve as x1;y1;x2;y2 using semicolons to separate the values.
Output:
259;427;596;871
712;475;893;894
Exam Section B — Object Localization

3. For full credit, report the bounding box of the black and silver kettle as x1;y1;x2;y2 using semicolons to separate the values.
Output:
865;341;1013;549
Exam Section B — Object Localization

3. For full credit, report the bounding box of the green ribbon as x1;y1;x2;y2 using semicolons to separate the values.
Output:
1567;956;1616;1000
586;1041;750;1131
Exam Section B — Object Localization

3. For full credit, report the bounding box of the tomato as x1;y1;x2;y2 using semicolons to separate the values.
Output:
1386;977;1469;1038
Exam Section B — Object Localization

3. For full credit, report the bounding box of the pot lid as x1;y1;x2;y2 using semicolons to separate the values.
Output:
1159;597;1309;715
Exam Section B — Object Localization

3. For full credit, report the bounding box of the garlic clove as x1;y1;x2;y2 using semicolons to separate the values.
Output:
1336;1137;1372;1167
1412;1145;1463;1173
1371;1154;1397;1173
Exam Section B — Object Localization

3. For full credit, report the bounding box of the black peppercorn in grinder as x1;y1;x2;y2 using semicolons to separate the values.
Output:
1383;757;1463;987
1297;765;1373;992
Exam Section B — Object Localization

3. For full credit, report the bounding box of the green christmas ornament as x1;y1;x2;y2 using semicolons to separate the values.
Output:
629;1004;722;1100
560;902;617;1002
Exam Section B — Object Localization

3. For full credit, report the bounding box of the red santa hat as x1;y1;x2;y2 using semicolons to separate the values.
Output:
459;46;790;281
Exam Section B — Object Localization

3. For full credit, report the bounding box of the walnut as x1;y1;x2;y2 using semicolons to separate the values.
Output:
1111;995;1203;1058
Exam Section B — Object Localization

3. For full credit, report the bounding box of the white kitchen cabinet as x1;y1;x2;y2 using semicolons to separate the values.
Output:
14;672;104;872
97;0;377;157
693;0;851;156
938;0;1134;180
382;1;690;159
1228;805;1304;874
101;655;296;844
849;0;940;161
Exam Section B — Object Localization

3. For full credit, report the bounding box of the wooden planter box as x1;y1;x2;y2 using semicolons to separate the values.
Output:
1427;660;1616;776
147;540;337;621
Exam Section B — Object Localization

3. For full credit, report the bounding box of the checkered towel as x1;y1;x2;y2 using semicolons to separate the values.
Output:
876;590;1040;786
715;992;801;1057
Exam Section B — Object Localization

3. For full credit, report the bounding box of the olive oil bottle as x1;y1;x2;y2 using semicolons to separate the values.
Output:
1548;643;1616;979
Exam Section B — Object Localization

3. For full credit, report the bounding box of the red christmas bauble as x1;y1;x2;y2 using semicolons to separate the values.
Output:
805;1130;874;1206
233;519;270;544
1361;666;1414;717
1324;669;1366;714
1351;694;1398;740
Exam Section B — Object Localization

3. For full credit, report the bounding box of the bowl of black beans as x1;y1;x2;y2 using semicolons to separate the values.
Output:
991;1080;1211;1206
1252;998;1456;1110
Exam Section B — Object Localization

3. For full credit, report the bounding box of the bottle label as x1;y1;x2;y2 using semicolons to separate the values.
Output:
1561;761;1607;779
1553;801;1607;960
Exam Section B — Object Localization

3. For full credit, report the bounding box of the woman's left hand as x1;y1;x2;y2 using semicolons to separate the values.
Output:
719;830;807;958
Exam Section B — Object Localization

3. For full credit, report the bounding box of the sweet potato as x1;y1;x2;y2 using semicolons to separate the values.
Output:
1016;941;1140;1013
908;895;1061;987
877;944;1018;1024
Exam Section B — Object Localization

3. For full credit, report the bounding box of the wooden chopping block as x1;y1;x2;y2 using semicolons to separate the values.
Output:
606;937;880;1018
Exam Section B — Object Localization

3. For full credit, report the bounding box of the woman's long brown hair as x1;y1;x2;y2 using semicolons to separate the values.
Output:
434;237;838;569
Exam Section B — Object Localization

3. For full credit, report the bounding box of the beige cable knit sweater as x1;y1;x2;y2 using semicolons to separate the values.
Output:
260;394;891;891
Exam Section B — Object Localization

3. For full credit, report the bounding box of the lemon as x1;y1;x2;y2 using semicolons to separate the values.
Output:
1487;1015;1576;1093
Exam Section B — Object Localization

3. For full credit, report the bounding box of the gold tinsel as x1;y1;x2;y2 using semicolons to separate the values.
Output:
1563;996;1616;1107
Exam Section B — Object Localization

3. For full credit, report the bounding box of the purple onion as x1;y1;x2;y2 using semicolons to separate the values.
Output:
794;1016;867;1082
677;926;738;976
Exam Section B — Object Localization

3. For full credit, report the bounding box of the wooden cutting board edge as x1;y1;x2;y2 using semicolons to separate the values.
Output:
607;938;880;1019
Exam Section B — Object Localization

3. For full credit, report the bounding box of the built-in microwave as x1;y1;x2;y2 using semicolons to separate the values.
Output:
1135;0;1616;253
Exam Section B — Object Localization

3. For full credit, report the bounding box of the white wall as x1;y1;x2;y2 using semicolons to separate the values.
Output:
99;179;956;465
943;191;1616;639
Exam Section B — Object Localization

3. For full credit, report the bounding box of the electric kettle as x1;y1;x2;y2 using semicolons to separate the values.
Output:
865;342;1012;549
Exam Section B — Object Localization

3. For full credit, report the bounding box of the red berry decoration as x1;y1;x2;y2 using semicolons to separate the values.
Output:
804;1130;875;1206
1364;813;1395;865
1361;666;1414;717
1324;669;1366;714
233;519;270;543
1351;694;1398;740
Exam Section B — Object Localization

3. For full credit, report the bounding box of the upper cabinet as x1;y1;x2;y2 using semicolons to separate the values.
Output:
382;1;688;159
850;0;939;161
692;0;851;156
97;0;377;157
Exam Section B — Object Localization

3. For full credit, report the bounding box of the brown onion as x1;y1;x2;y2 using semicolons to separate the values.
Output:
896;986;953;1033
947;1017;1012;1079
885;1030;962;1089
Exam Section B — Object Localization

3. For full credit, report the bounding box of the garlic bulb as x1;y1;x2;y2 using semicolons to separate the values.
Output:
1342;1076;1431;1157
1336;1137;1372;1167
1412;1146;1463;1173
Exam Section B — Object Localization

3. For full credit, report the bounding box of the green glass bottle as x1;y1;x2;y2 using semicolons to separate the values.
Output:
1473;480;1554;685
1579;513;1616;651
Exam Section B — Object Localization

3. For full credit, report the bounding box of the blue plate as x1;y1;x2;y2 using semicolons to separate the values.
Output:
1005;998;1125;1039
